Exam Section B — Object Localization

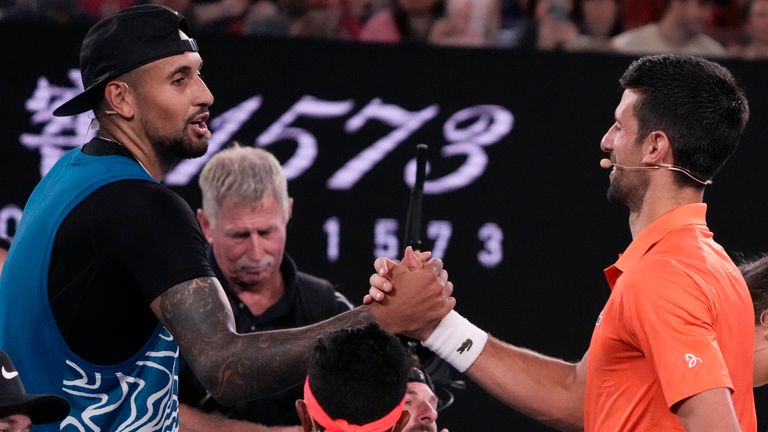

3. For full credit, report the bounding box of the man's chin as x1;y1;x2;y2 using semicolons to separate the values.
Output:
181;138;209;159
235;273;269;287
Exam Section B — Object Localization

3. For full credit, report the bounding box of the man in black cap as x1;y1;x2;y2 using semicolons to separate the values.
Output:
403;366;443;432
0;4;453;432
0;351;69;432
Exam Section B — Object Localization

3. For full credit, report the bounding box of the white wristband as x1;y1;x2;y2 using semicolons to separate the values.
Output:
422;310;488;373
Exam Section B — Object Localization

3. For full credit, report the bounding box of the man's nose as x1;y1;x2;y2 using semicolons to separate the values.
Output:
196;76;214;108
246;235;265;260
415;400;437;424
600;130;613;153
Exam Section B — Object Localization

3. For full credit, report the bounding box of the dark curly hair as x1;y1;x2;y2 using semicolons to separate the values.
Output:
308;323;409;425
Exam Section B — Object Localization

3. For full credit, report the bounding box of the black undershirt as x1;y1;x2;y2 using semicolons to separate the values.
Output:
48;139;213;365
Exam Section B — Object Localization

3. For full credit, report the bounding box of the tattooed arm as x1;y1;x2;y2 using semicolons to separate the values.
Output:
150;263;453;406
150;276;373;406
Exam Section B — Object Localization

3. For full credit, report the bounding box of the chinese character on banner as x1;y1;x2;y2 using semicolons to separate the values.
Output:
19;69;95;177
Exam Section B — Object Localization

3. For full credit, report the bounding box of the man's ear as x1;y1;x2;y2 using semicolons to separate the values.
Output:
642;130;671;165
392;410;411;432
761;312;768;340
286;197;294;222
295;399;314;432
103;81;134;119
196;209;214;243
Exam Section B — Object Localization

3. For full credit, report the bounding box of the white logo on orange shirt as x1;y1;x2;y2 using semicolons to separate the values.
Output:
684;353;703;368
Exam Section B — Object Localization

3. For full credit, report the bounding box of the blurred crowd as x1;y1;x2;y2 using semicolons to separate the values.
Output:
2;0;768;59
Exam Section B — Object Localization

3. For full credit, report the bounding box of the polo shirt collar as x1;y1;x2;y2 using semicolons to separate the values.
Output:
604;203;708;289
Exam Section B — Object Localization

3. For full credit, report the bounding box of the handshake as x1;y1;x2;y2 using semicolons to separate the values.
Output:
364;246;488;375
363;246;455;341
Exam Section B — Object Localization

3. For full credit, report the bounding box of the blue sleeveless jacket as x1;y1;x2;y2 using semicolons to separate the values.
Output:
0;148;180;431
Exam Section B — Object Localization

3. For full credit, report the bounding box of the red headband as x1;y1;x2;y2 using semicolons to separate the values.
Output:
303;377;405;432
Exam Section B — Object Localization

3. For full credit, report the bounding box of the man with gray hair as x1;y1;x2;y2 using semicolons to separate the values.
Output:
179;145;353;431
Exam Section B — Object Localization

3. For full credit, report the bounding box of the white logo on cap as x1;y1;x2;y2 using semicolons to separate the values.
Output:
1;366;19;380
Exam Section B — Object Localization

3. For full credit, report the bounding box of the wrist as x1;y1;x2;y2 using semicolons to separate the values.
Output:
421;310;487;373
412;321;440;342
361;304;399;335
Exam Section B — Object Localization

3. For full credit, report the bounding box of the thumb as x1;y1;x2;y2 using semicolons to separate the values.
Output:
402;246;424;270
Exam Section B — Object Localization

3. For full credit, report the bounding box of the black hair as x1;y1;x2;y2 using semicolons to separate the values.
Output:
308;323;409;425
739;254;768;325
619;54;749;188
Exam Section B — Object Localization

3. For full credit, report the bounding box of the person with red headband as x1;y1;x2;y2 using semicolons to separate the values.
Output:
295;324;411;432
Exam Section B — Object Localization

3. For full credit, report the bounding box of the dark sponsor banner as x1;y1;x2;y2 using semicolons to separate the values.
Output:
2;25;768;430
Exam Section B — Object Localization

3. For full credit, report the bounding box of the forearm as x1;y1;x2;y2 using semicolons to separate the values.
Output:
466;337;585;431
153;277;376;405
179;404;301;432
675;388;740;432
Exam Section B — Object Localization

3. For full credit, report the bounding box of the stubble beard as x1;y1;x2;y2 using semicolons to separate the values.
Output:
148;127;209;174
606;171;649;213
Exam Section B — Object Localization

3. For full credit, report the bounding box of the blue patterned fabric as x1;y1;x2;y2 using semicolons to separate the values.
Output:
0;147;180;431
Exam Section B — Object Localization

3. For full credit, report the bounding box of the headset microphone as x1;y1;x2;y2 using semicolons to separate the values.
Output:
599;158;656;171
598;158;712;185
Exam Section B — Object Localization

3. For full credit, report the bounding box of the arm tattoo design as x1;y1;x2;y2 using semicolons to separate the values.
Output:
157;277;375;406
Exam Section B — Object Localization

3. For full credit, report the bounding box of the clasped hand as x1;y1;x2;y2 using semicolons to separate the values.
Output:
363;247;455;341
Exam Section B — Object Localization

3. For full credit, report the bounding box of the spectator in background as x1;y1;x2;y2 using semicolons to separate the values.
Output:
179;145;354;431
0;0;93;24
619;0;665;30
516;0;580;51
288;0;348;38
493;0;530;47
729;0;768;59
190;0;251;33
339;0;376;38
429;0;500;46
0;350;70;432
295;324;411;432
359;0;445;43
244;0;351;39
611;0;726;56
242;0;289;36
567;0;621;51
78;0;132;21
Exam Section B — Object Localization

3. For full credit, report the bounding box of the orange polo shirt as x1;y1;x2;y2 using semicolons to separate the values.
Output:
584;203;755;431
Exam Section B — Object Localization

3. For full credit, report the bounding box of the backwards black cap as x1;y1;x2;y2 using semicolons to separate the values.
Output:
52;4;198;117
